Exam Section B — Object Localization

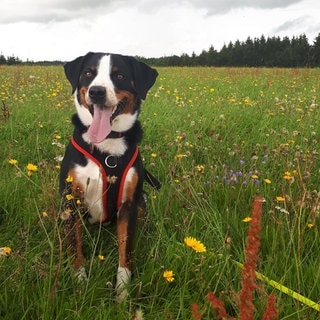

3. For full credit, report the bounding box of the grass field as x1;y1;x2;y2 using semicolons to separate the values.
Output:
0;65;320;319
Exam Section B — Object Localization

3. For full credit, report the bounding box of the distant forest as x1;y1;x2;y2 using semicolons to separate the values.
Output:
1;33;320;67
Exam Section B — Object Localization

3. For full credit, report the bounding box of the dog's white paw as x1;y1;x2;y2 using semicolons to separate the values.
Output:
74;266;88;283
115;267;131;303
115;287;128;304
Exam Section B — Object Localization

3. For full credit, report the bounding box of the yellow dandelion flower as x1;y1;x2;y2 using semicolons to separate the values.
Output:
276;196;285;202
65;175;73;183
251;174;259;179
98;255;106;261
65;194;74;201
184;237;206;253
26;163;38;172
0;247;12;256
163;270;175;282
307;223;314;229
264;178;271;184
8;159;18;165
242;217;252;223
151;153;157;158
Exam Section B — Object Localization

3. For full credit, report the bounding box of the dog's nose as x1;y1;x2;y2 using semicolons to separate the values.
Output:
89;86;106;104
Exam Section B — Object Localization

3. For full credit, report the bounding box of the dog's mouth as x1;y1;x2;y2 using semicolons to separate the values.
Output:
87;98;127;144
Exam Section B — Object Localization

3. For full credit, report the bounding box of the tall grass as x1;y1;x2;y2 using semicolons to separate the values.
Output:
1;65;319;319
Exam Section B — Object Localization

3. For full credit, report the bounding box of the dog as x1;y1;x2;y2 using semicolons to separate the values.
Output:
59;52;158;302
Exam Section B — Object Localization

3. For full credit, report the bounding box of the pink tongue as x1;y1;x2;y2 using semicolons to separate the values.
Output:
87;105;113;143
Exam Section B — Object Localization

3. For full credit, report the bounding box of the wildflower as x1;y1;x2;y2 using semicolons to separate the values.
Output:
251;174;259;180
8;159;18;165
275;206;289;215
27;163;38;172
42;211;48;218
0;247;12;256
283;171;291;180
276;196;285;202
65;175;73;183
264;179;271;184
175;153;185;160
242;217;252;223
60;209;72;220
163;270;175;282
65;194;74;201
55;135;61;139
196;165;205;173
98;255;106;261
184;237;206;253
27;163;38;176
151;153;157;158
107;175;118;184
307;223;314;229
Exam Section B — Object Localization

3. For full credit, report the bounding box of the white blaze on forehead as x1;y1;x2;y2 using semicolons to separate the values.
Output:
91;54;113;87
87;54;118;107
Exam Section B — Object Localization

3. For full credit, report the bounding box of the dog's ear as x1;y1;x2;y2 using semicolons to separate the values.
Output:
128;57;158;100
64;52;94;94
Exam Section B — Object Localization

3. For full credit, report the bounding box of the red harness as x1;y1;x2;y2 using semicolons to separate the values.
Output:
70;133;139;223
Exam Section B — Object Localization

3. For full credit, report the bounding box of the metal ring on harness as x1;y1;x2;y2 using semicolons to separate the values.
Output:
105;155;117;168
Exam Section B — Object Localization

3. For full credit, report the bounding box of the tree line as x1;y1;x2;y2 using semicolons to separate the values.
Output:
1;33;320;67
141;33;320;67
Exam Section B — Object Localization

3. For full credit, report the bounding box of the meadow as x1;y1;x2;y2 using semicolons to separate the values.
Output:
0;65;319;319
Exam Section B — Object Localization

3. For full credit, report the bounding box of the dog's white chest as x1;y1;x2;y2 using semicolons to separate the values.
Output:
74;160;104;223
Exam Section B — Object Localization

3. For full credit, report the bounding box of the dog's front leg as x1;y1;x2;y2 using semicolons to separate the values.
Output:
116;200;137;303
63;211;87;282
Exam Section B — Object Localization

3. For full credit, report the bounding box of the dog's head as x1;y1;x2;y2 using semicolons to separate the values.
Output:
64;52;158;144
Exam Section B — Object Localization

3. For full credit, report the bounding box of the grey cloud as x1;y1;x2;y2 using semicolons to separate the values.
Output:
184;0;304;14
0;0;304;24
0;0;122;23
274;16;306;33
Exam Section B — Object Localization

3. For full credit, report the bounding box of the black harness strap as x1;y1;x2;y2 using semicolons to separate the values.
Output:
71;130;139;222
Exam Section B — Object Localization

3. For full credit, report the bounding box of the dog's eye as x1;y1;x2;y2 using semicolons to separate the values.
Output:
117;74;124;80
84;71;93;78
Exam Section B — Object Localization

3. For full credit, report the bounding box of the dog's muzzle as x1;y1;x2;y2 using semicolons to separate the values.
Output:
89;86;106;105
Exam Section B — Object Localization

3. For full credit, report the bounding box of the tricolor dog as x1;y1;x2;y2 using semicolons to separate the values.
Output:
59;52;158;301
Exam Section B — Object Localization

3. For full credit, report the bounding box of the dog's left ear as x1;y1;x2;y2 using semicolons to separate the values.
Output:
128;58;158;100
64;52;94;94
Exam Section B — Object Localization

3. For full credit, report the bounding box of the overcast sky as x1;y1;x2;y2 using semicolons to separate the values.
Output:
0;0;319;61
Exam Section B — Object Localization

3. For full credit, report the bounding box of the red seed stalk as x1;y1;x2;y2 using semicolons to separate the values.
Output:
238;195;264;320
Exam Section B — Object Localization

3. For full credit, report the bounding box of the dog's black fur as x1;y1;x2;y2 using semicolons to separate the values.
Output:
59;52;158;301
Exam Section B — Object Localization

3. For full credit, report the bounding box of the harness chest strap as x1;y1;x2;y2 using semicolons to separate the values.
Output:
70;135;139;222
